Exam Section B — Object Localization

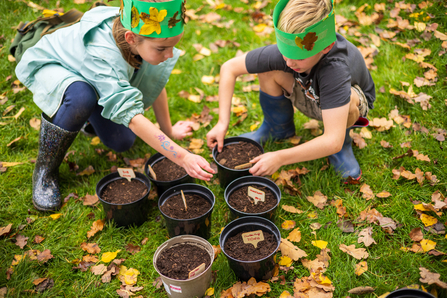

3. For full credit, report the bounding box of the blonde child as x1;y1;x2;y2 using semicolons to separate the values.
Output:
207;0;375;181
16;0;214;211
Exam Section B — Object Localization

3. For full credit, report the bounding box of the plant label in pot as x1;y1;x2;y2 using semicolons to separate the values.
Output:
153;235;214;298
96;171;151;228
159;184;215;239
225;176;281;221
212;137;263;189
144;153;194;197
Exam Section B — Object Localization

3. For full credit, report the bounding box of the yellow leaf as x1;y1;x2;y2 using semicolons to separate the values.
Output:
118;266;140;285
188;95;202;103
278;255;293;267
307;210;318;219
378;292;390;298
101;250;121;263
193;54;205;61
355;261;368;276
414;22;426;32
49;213;62;220
420;214;438;227
253;23;267;33
90;136;101;146
414;204;430;211
201;75;215;84
312;240;328;249
420;239;436;252
171;69;182;74
11;255;23;266
1;162;23;167
279;290;293;298
87;219;104;238
250;123;258;131
205;288;214;296
286;228;301;243
281;220;296;230
311;272;332;285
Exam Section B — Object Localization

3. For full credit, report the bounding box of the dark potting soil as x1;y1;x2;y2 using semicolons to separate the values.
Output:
152;158;187;181
156;243;211;280
100;178;148;204
224;231;277;261
228;185;276;213
160;193;211;219
216;141;262;169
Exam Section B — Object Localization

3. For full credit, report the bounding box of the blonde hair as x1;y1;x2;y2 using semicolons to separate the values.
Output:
112;0;169;68
278;0;332;34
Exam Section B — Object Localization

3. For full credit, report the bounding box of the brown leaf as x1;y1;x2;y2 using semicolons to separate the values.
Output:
279;239;307;261
419;267;447;289
306;191;327;209
351;132;367;149
82;194;98;206
0;223;12;237
376;191;391;198
35;278;54;293
339;244;369;260
355;261;368;276
337;220;354;233
33;235;45;244
286;228;302;242
33;277;47;285
37;249;53;263
87;220;104;238
90;264;107;275
81;242;101;254
301;258;326;273
348;286;375;294
358;227;376;247
281;205;303;214
82;255;99;263
409;227;423;242
380;140;393;148
15;234;28;249
360;183;375;200
152;276;163;289
125;243;141;255
77;165;95;176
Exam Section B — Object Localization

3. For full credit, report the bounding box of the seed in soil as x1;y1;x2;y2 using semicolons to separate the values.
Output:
224;230;277;261
156;243;211;280
216;141;262;169
228;185;276;213
152;157;187;181
160;193;211;219
100;178;148;204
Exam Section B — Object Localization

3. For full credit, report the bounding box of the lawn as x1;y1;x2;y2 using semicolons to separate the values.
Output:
0;0;446;297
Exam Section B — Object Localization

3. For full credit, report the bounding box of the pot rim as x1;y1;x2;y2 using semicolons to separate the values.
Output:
96;172;150;207
219;216;281;264
386;288;436;298
158;183;215;221
224;176;281;216
144;153;190;183
153;235;214;282
212;137;264;171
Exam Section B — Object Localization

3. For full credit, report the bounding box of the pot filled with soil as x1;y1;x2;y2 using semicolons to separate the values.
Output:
212;137;263;189
144;153;194;198
219;216;280;281
159;184;215;240
225;176;281;221
154;235;214;298
96;172;150;227
386;289;435;298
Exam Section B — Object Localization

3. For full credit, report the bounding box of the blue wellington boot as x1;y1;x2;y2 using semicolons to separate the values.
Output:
328;117;369;180
33;114;78;211
240;90;295;144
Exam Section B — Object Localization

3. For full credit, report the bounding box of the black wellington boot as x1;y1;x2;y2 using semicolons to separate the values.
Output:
32;114;78;211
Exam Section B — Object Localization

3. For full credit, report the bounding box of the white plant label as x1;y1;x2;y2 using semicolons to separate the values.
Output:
248;186;265;205
242;230;264;248
163;282;171;295
117;168;135;182
188;263;206;279
170;284;182;293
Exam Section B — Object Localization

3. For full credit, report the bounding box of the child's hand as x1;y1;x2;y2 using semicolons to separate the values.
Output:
206;122;227;152
181;152;215;181
249;152;282;176
171;120;194;140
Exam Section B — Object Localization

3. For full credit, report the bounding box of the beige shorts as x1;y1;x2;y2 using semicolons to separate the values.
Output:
283;83;369;121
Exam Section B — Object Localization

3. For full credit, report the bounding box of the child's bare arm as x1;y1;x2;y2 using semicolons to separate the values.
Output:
249;104;350;176
129;114;214;181
206;53;249;151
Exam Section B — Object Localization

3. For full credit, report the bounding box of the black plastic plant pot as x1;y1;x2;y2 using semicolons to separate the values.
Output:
96;172;151;228
212;137;264;189
159;183;215;240
219;216;280;281
144;153;194;198
386;289;436;298
225;176;281;222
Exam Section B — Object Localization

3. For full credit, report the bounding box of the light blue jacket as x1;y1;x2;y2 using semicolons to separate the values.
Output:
16;6;180;127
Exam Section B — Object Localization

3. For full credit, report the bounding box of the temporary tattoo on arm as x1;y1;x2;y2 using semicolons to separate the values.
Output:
155;134;177;158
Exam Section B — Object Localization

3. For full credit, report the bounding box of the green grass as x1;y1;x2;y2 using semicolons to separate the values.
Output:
1;0;447;297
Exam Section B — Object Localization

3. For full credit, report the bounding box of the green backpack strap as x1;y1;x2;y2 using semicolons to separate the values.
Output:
9;8;84;63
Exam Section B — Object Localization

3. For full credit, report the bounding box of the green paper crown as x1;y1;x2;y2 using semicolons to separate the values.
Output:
121;0;185;38
273;0;336;59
